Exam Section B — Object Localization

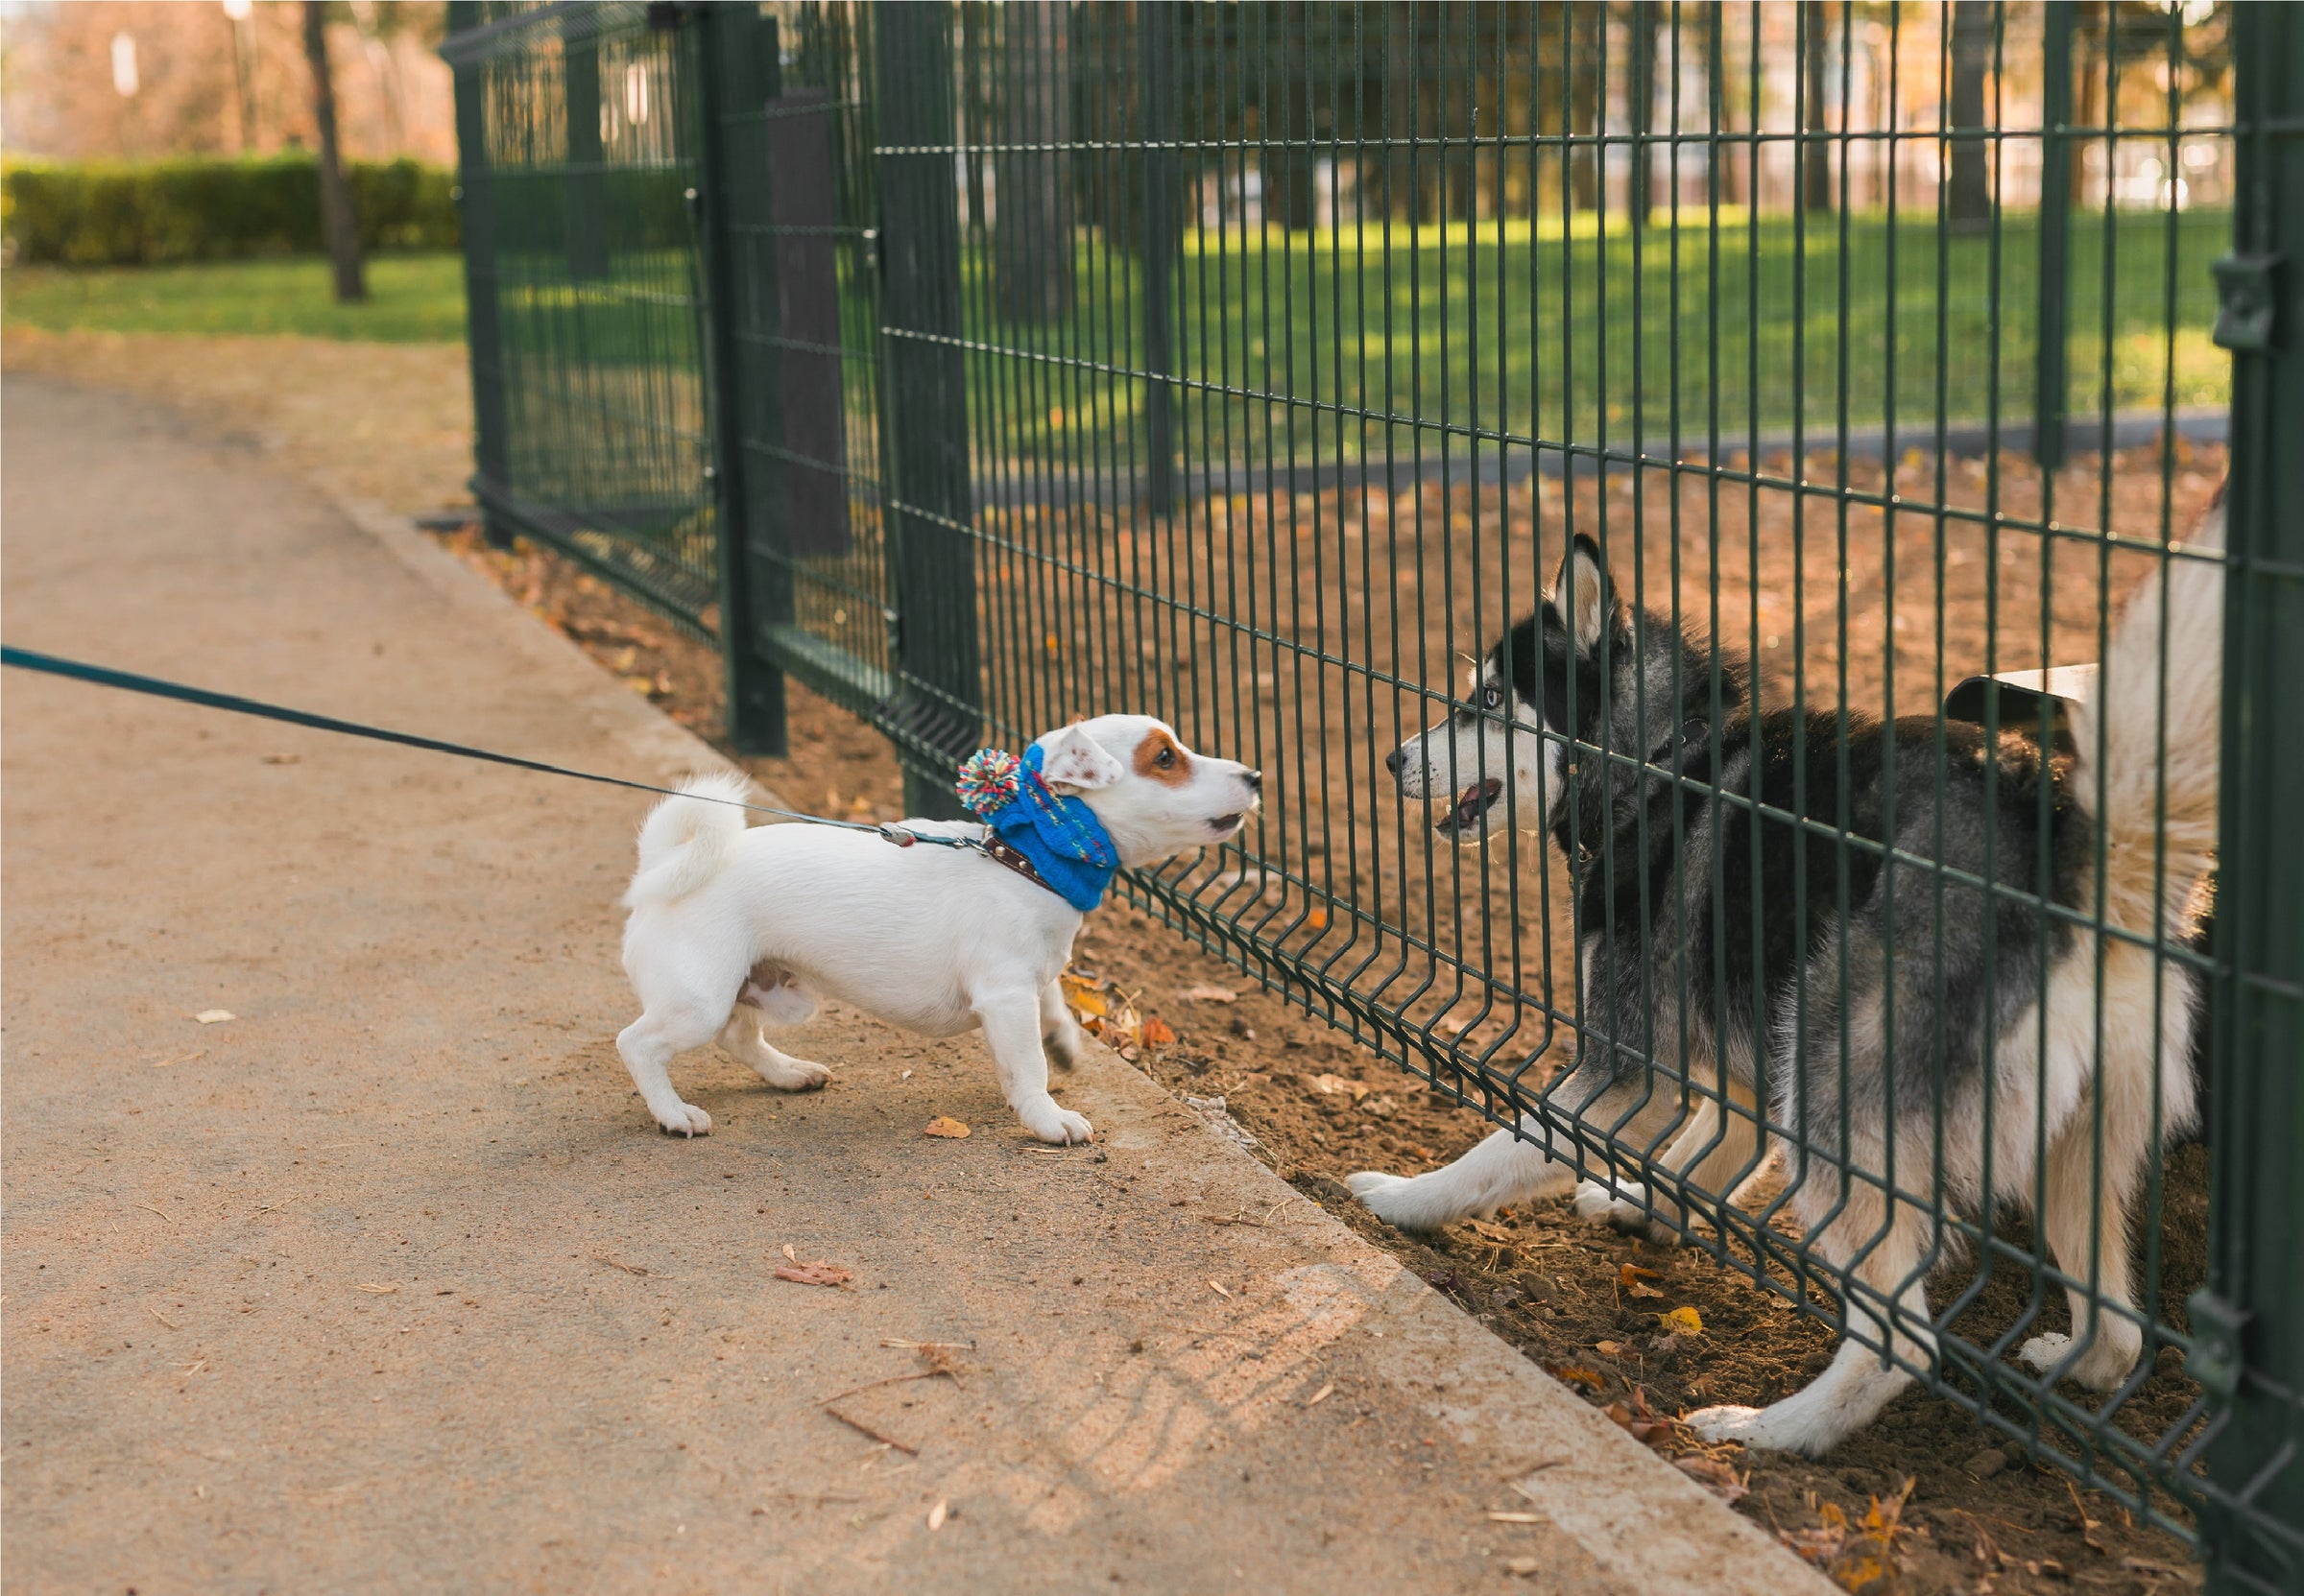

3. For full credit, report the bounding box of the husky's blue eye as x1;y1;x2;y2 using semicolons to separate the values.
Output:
1481;684;1504;711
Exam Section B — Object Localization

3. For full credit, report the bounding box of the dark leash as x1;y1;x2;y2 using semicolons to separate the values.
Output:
0;645;980;851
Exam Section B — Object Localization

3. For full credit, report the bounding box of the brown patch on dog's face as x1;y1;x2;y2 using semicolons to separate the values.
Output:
1133;727;1193;786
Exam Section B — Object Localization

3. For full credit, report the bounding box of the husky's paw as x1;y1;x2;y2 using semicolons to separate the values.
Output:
1020;1101;1094;1145
652;1100;713;1137
2018;1330;2140;1393
1346;1170;1476;1232
1685;1402;1834;1458
754;1055;831;1092
1571;1179;1683;1243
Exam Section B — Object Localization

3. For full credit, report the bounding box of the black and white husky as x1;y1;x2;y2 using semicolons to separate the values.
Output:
1351;503;2223;1457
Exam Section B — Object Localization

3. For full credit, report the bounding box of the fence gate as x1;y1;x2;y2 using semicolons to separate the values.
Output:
446;5;2301;1585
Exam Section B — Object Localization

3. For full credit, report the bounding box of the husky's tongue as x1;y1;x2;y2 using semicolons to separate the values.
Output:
1442;777;1503;833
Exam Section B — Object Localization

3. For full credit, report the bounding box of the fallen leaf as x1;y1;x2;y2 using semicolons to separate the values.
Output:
1306;908;1329;929
193;1010;235;1025
1502;1557;1541;1577
1307;1073;1371;1102
923;1116;971;1139
1617;1262;1666;1299
925;1498;948;1531
1208;1279;1232;1298
1059;973;1109;1018
1304;1381;1335;1407
775;1260;853;1288
1140;1017;1176;1047
1674;1455;1748;1504
1546;1364;1604;1392
356;1283;399;1295
1487;1511;1542;1523
1181;986;1236;1003
1595;1340;1625;1357
1659;1306;1704;1336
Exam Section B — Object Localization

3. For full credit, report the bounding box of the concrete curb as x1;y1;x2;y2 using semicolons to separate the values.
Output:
338;497;1832;1596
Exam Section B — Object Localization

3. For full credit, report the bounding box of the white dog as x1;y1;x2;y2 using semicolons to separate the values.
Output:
614;716;1260;1142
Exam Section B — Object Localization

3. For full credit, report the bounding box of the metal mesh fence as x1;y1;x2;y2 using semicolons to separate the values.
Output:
446;5;2301;1584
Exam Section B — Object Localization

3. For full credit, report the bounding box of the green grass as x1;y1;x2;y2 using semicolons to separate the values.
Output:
956;207;2231;465
2;251;468;343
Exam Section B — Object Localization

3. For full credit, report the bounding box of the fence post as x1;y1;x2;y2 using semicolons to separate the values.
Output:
445;1;513;550
874;2;977;819
2196;5;2304;1589
1138;0;1177;515
692;2;788;755
2033;1;2073;470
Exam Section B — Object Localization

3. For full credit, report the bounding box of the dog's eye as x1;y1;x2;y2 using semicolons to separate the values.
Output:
1480;685;1503;711
1154;747;1176;769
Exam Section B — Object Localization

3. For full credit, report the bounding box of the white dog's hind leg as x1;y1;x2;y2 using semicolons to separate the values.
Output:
977;994;1092;1144
1040;979;1091;1071
717;1006;830;1092
1348;1117;1574;1231
615;1005;723;1137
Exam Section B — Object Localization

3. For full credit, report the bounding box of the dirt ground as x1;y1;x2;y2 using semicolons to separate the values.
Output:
5;328;2219;1592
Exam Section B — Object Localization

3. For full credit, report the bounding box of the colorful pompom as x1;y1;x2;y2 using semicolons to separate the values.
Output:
955;748;1024;815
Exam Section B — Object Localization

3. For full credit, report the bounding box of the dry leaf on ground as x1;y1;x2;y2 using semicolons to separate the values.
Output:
1059;973;1109;1018
923;1116;971;1138
1674;1454;1748;1504
1618;1261;1667;1299
926;1498;948;1531
775;1259;853;1288
1659;1305;1703;1336
1140;1017;1176;1047
193;1010;235;1025
1181;986;1237;1002
1308;1073;1371;1102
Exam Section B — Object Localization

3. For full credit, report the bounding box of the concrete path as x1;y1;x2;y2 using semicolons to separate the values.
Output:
1;375;1822;1595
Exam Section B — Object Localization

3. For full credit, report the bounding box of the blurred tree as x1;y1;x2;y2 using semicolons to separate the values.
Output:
301;0;365;301
995;0;1073;322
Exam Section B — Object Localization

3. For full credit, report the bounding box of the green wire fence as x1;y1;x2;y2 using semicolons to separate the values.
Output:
444;6;2301;1587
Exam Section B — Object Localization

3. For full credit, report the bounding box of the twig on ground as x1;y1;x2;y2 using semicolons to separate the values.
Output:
823;1406;919;1455
590;1252;649;1276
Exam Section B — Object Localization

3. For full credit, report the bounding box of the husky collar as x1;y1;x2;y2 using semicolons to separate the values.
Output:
954;745;1119;912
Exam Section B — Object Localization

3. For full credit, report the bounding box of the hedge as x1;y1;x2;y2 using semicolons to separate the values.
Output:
2;155;460;266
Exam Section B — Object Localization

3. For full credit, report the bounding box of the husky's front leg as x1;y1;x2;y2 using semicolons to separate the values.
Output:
978;991;1093;1144
1348;1116;1574;1230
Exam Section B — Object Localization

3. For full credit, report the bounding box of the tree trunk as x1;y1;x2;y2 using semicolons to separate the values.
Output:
1947;0;1991;226
1628;1;1659;225
1260;2;1318;232
1802;2;1831;213
302;1;365;302
994;0;1072;323
1569;3;1600;211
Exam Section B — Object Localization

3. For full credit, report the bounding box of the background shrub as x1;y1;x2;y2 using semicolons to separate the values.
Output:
3;156;460;266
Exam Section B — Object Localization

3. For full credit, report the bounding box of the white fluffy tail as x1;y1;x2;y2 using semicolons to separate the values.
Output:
623;772;752;909
2069;495;2225;937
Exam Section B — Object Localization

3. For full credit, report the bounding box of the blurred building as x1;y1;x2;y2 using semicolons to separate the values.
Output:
3;0;455;164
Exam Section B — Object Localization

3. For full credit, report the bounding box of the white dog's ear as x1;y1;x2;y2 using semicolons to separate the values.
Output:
1038;725;1125;794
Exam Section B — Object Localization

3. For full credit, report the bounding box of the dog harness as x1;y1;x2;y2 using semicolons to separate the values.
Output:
954;745;1119;912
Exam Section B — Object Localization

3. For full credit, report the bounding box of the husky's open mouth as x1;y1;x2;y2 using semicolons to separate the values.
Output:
1434;777;1504;836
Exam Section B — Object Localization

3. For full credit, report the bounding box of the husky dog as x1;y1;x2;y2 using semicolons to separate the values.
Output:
1352;506;2223;1457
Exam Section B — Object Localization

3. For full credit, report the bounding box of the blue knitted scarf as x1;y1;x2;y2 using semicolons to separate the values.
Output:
953;744;1119;912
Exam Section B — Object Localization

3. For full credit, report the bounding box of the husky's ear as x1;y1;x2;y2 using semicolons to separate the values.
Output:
1037;724;1126;794
1550;533;1617;652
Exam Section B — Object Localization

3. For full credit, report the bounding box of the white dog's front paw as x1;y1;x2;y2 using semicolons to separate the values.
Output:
1571;1179;1621;1222
1345;1170;1466;1232
2018;1330;2140;1392
1020;1102;1093;1145
652;1100;713;1137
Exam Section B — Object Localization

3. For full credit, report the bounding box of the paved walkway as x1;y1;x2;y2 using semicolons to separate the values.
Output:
1;375;1823;1595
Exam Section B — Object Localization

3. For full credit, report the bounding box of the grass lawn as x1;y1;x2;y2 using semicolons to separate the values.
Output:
1;251;467;343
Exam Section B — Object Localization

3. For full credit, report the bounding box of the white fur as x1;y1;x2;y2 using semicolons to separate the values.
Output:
614;716;1259;1141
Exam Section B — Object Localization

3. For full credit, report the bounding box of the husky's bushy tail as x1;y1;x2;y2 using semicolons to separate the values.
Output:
623;772;753;909
2069;494;2225;939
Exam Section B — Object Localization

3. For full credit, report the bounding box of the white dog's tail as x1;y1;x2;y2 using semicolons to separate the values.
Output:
623;773;752;909
2069;493;2225;938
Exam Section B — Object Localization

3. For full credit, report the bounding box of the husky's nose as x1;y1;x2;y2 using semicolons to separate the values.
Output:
1244;769;1263;791
1383;749;1402;775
